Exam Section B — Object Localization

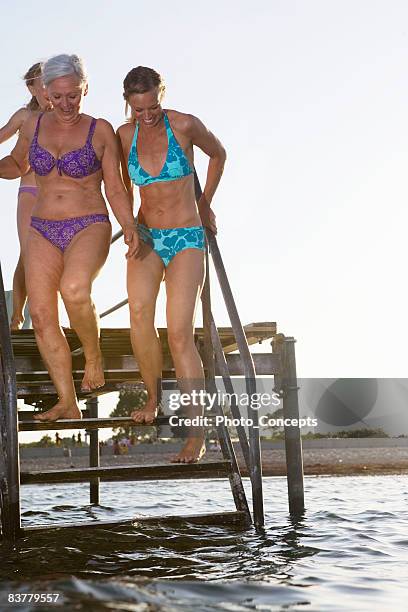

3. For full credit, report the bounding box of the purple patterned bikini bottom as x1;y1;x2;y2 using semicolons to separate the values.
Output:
30;214;110;252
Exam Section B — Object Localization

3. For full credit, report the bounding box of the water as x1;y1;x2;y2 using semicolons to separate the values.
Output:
0;475;407;610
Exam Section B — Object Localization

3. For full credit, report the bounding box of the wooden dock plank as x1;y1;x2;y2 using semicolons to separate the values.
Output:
9;323;277;359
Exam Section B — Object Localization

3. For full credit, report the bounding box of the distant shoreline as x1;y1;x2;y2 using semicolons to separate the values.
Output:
20;445;408;478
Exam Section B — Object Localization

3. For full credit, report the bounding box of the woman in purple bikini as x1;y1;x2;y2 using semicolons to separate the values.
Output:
0;62;50;329
0;54;139;421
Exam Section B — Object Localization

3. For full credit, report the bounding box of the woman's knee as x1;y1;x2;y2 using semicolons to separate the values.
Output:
167;327;194;354
60;278;91;306
129;299;155;326
30;306;58;335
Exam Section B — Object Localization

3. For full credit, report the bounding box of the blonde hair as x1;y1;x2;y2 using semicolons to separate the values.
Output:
23;62;42;111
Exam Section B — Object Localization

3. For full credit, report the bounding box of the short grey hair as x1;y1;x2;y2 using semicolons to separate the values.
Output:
42;54;87;87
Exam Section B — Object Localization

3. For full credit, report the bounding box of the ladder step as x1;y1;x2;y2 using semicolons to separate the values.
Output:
18;416;172;432
20;409;91;420
20;510;251;534
21;461;233;484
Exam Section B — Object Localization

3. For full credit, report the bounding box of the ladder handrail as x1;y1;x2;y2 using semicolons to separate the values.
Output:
96;221;134;320
110;227;126;245
99;298;128;320
193;174;264;528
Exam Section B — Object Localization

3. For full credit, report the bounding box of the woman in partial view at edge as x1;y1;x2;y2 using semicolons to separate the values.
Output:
117;66;226;463
0;62;50;329
0;54;139;421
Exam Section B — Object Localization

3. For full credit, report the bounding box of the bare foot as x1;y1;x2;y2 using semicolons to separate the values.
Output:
171;436;206;464
81;353;105;391
33;401;82;422
131;398;158;424
10;315;24;331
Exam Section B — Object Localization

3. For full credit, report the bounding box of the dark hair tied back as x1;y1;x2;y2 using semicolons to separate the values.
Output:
123;66;165;100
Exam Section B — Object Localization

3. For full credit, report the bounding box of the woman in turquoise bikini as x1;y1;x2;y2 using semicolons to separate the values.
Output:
118;66;226;463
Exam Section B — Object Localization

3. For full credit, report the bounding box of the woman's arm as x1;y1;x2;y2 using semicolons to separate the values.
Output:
99;119;140;258
187;115;226;203
0;116;31;179
116;125;135;208
117;125;146;224
180;114;226;234
0;108;29;145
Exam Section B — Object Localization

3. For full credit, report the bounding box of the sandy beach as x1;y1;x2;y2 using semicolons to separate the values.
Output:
19;445;408;477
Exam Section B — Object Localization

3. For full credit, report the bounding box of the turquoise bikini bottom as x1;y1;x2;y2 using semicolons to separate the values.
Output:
137;224;205;267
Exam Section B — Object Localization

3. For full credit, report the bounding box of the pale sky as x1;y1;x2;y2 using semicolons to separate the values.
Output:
1;0;407;394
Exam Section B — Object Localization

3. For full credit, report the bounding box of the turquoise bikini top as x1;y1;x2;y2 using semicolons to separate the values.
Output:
127;112;193;187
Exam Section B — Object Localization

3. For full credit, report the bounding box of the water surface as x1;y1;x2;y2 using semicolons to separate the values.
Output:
0;475;407;610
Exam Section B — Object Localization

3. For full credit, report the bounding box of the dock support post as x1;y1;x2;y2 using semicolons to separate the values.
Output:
88;397;100;504
279;336;305;515
0;263;21;540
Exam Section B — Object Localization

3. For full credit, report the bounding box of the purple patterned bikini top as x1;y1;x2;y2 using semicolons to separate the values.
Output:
29;114;102;178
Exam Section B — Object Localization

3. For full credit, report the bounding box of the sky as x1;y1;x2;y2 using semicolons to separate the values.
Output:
1;0;408;440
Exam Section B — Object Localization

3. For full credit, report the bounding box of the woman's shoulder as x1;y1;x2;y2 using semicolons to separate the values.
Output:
89;116;117;139
19;110;42;138
9;107;32;130
117;121;135;135
166;109;196;132
116;121;136;144
14;107;31;122
85;114;110;128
